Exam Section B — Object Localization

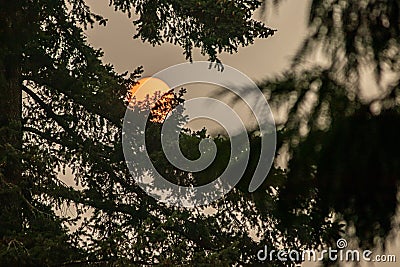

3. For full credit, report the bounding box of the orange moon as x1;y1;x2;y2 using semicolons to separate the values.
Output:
130;77;171;101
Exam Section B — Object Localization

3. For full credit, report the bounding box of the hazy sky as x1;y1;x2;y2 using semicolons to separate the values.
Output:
85;0;310;82
84;0;311;134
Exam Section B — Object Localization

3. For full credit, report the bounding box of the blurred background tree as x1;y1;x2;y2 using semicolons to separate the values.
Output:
258;0;400;254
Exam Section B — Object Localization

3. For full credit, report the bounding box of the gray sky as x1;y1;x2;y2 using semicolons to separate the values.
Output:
84;0;311;134
85;0;310;82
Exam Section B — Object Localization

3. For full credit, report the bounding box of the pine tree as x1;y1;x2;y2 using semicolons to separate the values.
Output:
0;0;277;265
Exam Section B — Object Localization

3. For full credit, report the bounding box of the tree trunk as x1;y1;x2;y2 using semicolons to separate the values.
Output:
0;61;22;185
0;3;23;237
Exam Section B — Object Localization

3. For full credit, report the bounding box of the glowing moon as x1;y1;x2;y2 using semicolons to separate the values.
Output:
130;77;171;101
